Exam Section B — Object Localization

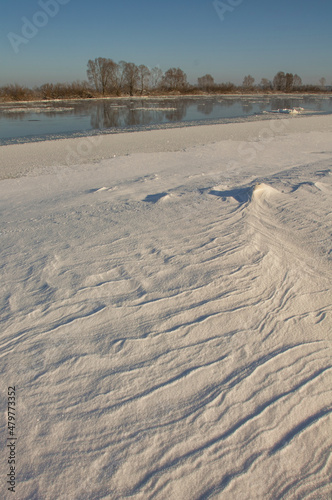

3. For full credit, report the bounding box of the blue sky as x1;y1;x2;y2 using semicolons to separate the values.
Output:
1;0;331;87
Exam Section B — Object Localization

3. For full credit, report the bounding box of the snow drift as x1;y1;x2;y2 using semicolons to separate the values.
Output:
0;116;331;499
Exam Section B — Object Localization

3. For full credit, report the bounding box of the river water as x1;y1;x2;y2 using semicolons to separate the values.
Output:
0;95;331;144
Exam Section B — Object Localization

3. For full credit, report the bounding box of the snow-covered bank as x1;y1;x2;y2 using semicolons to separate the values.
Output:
0;114;331;180
0;116;331;499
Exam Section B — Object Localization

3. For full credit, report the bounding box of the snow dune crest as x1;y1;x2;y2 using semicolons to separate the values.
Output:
251;182;280;201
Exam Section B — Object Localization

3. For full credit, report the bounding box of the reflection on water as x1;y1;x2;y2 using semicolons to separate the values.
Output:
0;96;331;142
197;101;214;115
89;100;188;129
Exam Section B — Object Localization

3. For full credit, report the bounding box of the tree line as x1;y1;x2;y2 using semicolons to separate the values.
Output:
86;59;329;95
0;57;329;101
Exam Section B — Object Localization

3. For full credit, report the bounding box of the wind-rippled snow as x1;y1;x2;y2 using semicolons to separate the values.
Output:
0;116;331;499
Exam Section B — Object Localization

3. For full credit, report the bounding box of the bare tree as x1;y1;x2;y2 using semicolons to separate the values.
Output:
293;74;302;89
273;71;286;91
260;78;272;90
162;68;187;91
149;67;163;90
138;65;151;95
285;73;294;92
197;74;214;91
111;61;127;96
70;80;93;98
122;62;139;96
319;77;326;88
242;75;255;88
87;57;117;95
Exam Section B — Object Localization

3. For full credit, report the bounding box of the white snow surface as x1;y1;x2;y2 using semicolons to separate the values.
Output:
0;116;332;499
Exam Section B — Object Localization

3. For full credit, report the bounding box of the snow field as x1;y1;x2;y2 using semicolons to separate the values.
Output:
0;116;331;499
